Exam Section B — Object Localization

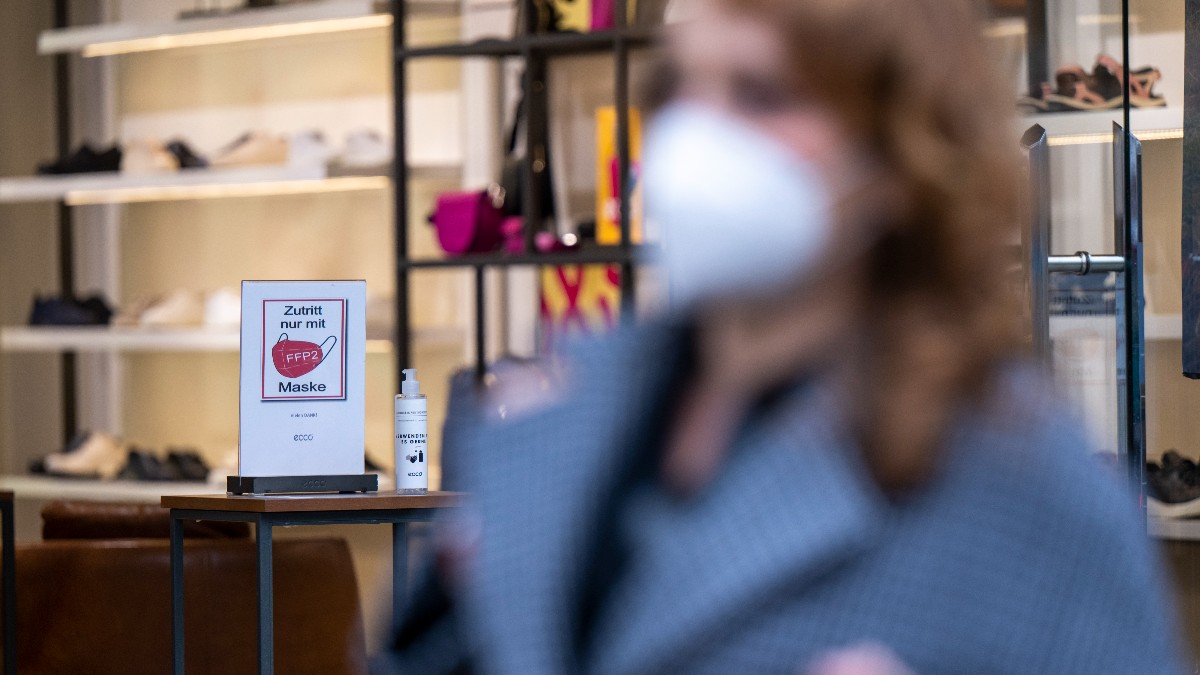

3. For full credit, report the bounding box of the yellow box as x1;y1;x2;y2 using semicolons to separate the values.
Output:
595;106;643;245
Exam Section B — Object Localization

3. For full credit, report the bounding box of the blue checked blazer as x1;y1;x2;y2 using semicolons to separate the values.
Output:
387;322;1186;675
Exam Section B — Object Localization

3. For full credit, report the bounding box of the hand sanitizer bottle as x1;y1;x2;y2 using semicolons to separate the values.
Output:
395;368;428;493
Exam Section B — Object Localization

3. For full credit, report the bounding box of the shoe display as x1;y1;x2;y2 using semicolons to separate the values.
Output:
330;129;393;174
1146;451;1200;518
43;431;126;480
203;287;241;327
117;448;168;481
29;294;113;326
289;129;337;168
121;138;179;174
1019;54;1165;113
210;131;289;168
36;437;215;483
165;449;210;482
112;295;161;326
37;142;123;175
165;139;209;169
139;290;204;326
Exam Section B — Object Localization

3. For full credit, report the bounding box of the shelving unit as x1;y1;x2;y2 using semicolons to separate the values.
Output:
393;0;657;378
0;0;472;497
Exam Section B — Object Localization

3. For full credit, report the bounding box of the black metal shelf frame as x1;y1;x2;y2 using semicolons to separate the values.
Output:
401;246;646;269
392;0;655;379
396;25;656;60
53;0;78;443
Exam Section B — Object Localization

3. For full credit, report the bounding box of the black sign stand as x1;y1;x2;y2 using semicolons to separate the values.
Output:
227;474;378;495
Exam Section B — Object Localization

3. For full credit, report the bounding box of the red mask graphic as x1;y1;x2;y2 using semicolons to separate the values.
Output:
271;334;336;379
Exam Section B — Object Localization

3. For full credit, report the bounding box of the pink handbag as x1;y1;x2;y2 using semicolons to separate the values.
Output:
430;185;506;256
591;0;615;30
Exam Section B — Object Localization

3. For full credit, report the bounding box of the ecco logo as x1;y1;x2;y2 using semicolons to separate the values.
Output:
302;479;326;488
294;434;314;441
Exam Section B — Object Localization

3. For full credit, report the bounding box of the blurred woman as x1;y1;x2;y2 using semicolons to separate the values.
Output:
380;0;1185;672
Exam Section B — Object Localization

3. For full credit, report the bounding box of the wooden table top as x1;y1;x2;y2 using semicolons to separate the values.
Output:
161;491;463;513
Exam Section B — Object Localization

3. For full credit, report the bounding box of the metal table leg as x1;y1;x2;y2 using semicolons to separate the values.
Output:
2;501;14;675
392;522;408;631
256;516;274;675
170;514;184;675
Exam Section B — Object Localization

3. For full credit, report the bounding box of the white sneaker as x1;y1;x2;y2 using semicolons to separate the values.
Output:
210;131;289;168
122;138;179;174
140;290;204;326
204;287;241;327
340;129;392;168
289;130;337;168
44;431;126;480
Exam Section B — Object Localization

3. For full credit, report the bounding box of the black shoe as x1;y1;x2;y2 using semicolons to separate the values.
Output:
117;449;167;481
1148;450;1200;503
37;143;122;175
166;139;208;169
29;294;113;326
166;449;209;482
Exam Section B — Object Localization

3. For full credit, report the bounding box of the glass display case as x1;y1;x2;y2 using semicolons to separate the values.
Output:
987;0;1153;469
989;0;1197;662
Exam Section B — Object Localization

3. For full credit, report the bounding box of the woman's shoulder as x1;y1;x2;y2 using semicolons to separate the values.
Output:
944;360;1141;532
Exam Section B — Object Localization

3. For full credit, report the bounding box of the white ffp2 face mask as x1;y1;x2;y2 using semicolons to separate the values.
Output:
643;103;833;309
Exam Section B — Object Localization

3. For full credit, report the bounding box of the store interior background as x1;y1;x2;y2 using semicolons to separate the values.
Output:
1;0;1200;656
0;0;509;648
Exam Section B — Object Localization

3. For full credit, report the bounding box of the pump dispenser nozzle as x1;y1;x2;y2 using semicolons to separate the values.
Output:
401;368;421;396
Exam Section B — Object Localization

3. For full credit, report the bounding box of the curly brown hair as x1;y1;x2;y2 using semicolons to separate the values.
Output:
714;0;1026;490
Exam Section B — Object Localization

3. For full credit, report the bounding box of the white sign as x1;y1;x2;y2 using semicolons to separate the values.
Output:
239;280;366;477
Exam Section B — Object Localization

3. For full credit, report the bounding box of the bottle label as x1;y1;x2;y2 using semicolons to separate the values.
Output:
395;399;428;490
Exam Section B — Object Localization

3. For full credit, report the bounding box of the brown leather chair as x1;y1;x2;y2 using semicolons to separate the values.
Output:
8;501;367;675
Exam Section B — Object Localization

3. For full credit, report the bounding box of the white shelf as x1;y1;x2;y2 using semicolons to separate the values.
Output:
0;474;222;504
38;0;457;57
1149;515;1200;541
2;326;241;352
0;325;464;353
0;163;458;205
1019;106;1182;146
0;165;349;204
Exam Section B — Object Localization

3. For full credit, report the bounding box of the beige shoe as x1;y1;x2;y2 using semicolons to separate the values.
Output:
121;138;179;174
113;295;163;326
44;431;126;480
140;290;204;326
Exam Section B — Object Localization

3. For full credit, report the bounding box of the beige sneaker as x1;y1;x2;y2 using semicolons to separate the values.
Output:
44;431;126;480
210;131;289;167
140;290;204;326
121;138;179;174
